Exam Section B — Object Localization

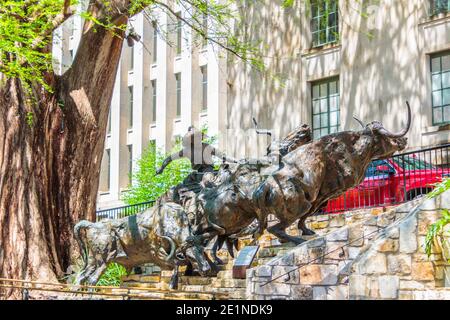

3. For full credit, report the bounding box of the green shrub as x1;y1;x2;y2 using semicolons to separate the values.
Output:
96;263;128;287
424;178;450;258
122;141;192;205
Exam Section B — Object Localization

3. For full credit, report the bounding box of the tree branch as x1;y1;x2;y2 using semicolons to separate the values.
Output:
151;0;248;62
31;1;76;50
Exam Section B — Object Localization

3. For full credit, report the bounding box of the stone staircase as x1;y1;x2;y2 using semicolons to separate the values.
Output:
247;192;450;300
119;241;298;300
118;196;450;300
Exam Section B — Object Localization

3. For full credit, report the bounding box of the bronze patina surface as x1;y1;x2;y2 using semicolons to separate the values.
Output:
74;102;411;287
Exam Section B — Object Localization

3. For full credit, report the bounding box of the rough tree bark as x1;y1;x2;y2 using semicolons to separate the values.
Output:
0;1;129;299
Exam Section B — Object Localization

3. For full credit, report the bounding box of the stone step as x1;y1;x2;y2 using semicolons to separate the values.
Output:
216;270;233;280
211;278;247;288
257;244;296;259
127;290;222;300
121;281;172;291
180;285;208;292
120;280;239;300
256;257;276;265
158;276;214;286
218;261;235;270
180;276;213;285
121;281;158;288
122;275;160;283
204;287;247;300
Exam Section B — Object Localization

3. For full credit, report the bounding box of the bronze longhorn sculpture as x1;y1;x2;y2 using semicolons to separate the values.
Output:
251;102;411;243
73;102;411;285
74;203;215;289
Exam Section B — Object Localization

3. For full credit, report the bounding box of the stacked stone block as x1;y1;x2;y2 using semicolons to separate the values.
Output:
247;193;450;300
349;193;450;300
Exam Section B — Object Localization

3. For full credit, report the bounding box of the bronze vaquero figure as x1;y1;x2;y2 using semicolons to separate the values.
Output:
74;102;411;286
156;126;237;175
156;126;238;214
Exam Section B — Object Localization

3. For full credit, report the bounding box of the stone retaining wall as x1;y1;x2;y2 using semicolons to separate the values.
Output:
257;207;396;248
246;191;450;300
349;192;450;299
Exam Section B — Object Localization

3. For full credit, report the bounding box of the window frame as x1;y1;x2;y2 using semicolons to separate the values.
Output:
129;46;134;71
429;0;450;16
128;86;134;128
175;73;181;117
201;66;208;111
310;0;339;48
430;51;450;125
202;11;208;47
151;80;157;123
311;76;340;139
176;15;182;55
127;145;133;186
152;21;158;63
107;109;111;134
106;149;111;191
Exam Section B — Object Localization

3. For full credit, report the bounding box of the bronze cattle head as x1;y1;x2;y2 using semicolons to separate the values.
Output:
354;101;411;159
268;124;312;157
184;245;211;276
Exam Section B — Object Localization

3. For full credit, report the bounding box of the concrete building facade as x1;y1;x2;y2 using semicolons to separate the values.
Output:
226;0;450;159
53;3;227;209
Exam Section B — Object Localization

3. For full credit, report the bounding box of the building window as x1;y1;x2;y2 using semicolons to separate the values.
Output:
107;109;111;134
127;145;133;185
431;51;450;125
69;49;74;63
311;77;340;139
100;148;111;192
106;149;111;191
70;18;75;37
151;80;157;123
152;22;158;63
176;73;181;117
128;86;133;128
430;0;450;16
202;12;208;47
129;46;134;71
201;66;208;111
310;0;339;48
176;15;182;55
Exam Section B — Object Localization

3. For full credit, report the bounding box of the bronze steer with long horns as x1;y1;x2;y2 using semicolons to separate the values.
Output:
251;102;412;244
73;202;213;289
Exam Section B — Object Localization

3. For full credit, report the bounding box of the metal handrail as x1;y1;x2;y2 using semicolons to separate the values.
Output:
0;277;230;300
96;200;155;221
392;142;450;157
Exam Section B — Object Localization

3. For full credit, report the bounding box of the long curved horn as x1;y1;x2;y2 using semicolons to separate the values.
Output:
353;115;365;128
378;101;411;138
159;235;176;261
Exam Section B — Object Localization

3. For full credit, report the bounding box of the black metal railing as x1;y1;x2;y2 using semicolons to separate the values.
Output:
96;201;155;221
324;143;450;214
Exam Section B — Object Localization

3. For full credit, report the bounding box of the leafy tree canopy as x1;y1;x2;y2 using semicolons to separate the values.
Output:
0;0;265;93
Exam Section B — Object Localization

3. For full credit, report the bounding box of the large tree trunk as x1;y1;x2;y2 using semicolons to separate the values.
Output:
0;12;127;299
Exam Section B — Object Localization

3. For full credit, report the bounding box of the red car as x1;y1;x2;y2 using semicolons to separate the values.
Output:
323;155;450;213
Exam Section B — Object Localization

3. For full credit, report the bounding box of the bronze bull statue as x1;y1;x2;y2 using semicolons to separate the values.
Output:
252;102;412;244
73;202;214;289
